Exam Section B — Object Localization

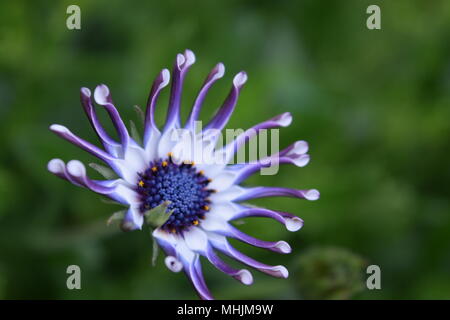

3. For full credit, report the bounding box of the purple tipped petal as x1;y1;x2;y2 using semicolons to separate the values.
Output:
183;256;213;300
49;124;114;164
227;225;291;254
222;112;292;162
278;140;309;157
47;158;82;187
231;207;304;232
47;159;134;207
154;228;213;299
65;160;117;194
80;88;120;154
94;84;130;150
230;153;310;185
185;63;225;130
205;245;253;285
235;187;320;202
47;159;126;194
164;49;196;130
210;236;289;279
205;71;247;131
227;139;311;184
143;69;170;145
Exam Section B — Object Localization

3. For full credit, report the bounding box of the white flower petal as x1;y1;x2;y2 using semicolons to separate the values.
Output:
112;183;140;205
183;227;209;253
207;202;240;221
144;128;162;159
176;240;197;263
158;127;180;158
210;186;246;203
153;228;178;246
208;171;239;192
200;214;230;233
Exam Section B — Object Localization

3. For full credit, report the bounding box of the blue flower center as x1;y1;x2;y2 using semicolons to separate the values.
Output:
136;156;214;233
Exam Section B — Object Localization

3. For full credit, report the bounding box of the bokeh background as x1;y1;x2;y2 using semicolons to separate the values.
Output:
0;0;449;299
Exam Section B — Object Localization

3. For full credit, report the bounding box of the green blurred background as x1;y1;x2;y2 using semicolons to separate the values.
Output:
0;0;449;299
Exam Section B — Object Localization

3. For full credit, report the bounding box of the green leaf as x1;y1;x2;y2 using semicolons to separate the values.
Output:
106;210;126;226
144;201;174;228
133;105;145;124
100;198;126;206
150;228;159;267
89;163;117;179
240;203;260;209
129;120;142;145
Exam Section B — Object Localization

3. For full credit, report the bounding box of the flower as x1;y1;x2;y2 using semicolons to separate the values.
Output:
47;49;319;300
